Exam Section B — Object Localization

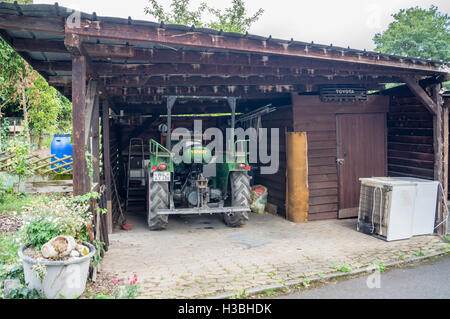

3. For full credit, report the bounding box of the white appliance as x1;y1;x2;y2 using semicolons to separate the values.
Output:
357;177;438;241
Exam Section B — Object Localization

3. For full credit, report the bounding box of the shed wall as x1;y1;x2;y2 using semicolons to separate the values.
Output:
387;92;435;180
254;105;293;217
291;94;390;221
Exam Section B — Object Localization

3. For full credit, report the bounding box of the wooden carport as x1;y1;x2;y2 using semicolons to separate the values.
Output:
0;2;448;234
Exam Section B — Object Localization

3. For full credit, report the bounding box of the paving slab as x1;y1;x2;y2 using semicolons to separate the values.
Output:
100;211;449;298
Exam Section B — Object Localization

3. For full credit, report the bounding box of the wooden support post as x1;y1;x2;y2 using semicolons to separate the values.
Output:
403;77;447;234
72;55;89;196
444;105;448;200
92;94;100;185
433;84;446;235
102;100;113;234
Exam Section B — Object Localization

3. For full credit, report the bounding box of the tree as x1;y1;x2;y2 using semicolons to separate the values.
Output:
373;6;449;62
206;0;264;34
145;0;207;27
144;0;264;33
26;74;61;149
0;0;72;149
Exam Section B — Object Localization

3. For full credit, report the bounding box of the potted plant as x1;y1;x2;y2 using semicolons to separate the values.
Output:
17;193;97;299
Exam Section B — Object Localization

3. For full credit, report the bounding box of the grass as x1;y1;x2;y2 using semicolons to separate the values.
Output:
332;263;352;273
0;232;21;265
0;193;47;215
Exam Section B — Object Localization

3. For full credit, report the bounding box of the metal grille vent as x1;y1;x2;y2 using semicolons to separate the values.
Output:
358;184;391;236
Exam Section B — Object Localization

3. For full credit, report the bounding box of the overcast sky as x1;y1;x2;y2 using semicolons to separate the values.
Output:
35;0;450;50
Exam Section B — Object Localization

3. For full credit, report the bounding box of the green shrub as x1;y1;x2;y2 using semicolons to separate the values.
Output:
20;193;96;249
23;219;59;251
4;285;43;299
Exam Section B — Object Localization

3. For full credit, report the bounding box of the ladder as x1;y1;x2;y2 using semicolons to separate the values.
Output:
125;138;146;210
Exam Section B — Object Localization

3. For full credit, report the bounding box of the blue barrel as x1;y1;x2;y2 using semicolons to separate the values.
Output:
51;134;73;171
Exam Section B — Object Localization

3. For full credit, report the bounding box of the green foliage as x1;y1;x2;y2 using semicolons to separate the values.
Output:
145;0;208;27
332;263;352;273
0;192;44;214
26;75;60;139
413;250;427;256
374;6;449;62
4;285;43;299
0;174;11;204
144;0;264;33
372;261;386;273
0;0;72;149
24;219;59;251
0;263;44;300
0;233;21;265
207;0;264;34
6;134;33;179
21;193;96;250
0;265;23;281
92;239;105;268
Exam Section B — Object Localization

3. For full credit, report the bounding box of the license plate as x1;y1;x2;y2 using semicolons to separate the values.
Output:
153;171;171;182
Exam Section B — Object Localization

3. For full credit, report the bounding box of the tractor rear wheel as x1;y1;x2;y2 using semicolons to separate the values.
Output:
223;171;250;227
147;175;169;230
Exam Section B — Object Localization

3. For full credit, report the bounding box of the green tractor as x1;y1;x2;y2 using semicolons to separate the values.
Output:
145;95;252;230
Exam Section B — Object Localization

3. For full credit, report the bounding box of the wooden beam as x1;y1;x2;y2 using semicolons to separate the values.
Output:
0;14;64;34
32;59;418;79
65;18;441;72
49;74;394;88
102;74;397;87
72;55;89;195
16;39;439;77
402;76;438;114
101;100;113;234
12;38;68;53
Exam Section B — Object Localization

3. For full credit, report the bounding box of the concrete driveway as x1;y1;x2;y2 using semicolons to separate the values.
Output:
101;211;447;298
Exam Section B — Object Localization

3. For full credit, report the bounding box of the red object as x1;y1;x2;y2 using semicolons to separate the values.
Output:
158;163;167;171
238;163;246;169
151;166;157;171
252;186;266;196
246;165;251;171
121;221;132;230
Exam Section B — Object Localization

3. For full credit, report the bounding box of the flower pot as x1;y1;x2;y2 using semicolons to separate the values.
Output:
18;242;95;299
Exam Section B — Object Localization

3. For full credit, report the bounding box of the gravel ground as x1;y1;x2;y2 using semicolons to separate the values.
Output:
82;270;117;299
0;214;22;233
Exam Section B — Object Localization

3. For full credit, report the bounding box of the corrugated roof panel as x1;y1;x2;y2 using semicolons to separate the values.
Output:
0;2;447;68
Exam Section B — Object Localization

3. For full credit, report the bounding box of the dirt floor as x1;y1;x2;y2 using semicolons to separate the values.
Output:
96;211;448;298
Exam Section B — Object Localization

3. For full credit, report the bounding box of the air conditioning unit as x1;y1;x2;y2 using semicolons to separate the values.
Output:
357;177;438;241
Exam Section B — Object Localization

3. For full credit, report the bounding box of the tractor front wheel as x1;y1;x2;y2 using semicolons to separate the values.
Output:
223;171;250;227
147;175;169;230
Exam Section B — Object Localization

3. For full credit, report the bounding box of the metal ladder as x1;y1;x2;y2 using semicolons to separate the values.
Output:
125;138;146;210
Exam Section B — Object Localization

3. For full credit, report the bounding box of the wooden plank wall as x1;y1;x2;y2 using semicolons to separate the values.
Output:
291;94;389;221
387;93;434;180
254;105;293;217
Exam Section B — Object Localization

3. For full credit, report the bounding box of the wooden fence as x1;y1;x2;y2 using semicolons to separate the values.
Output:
0;151;73;175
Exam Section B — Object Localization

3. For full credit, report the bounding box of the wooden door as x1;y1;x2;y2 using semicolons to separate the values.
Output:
336;113;386;218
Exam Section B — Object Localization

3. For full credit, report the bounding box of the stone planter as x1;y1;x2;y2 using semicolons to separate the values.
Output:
18;242;95;299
